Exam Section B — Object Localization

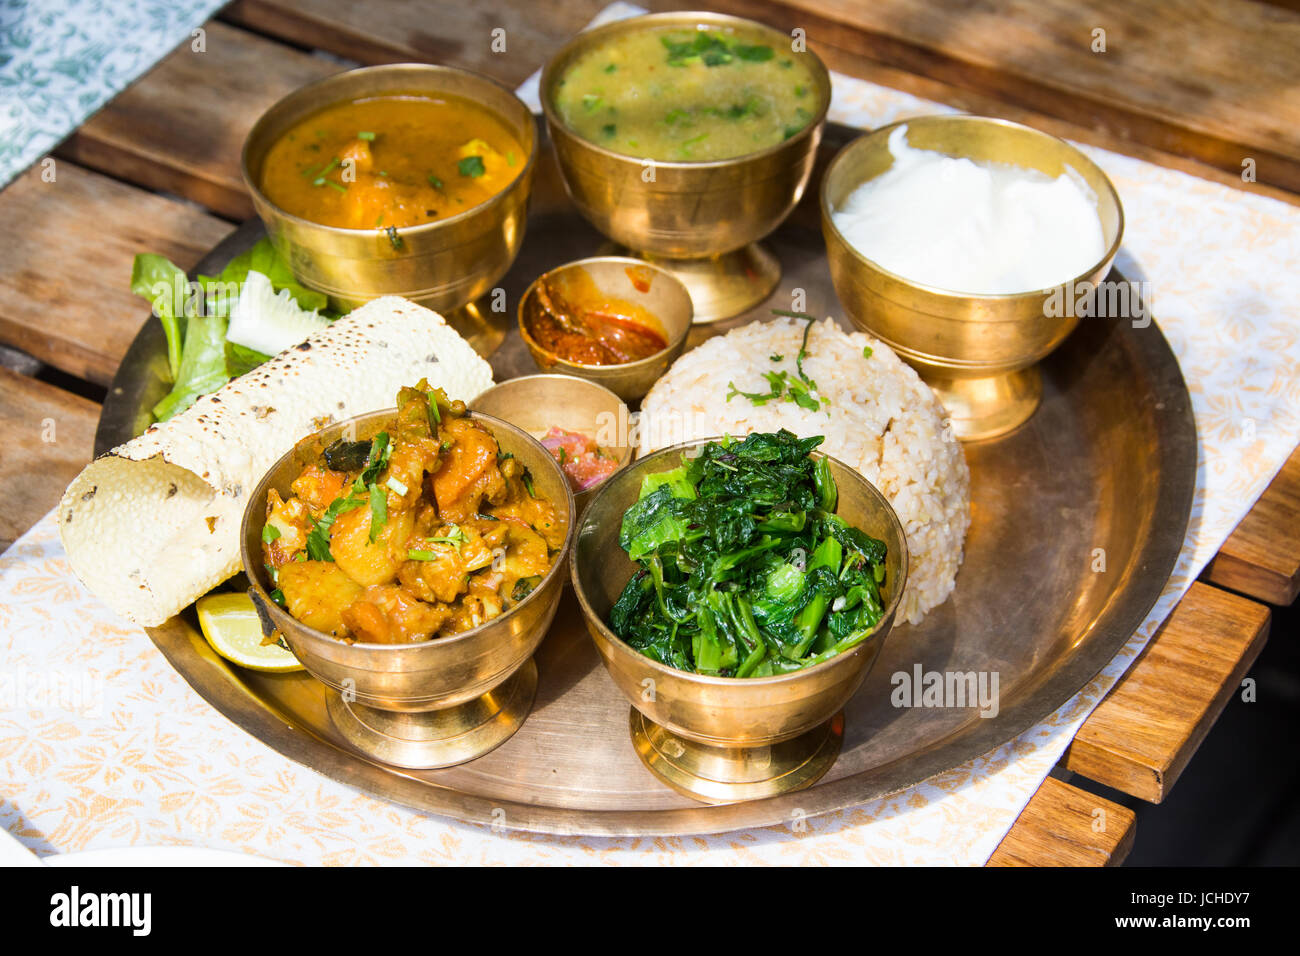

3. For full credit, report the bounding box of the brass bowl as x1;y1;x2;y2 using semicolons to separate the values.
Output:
241;63;537;313
240;408;574;769
539;11;831;322
517;256;693;402
471;374;633;516
570;439;908;803
821;115;1125;441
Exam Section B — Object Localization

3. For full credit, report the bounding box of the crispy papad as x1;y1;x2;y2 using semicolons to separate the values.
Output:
59;296;494;626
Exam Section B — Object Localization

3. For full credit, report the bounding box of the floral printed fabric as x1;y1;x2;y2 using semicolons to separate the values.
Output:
0;0;224;188
2;3;1300;865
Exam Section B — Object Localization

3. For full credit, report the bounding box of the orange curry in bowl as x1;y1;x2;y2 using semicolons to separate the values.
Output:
258;94;526;230
261;383;563;644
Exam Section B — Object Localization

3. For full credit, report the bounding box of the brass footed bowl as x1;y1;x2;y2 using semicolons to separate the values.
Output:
539;11;831;322
470;373;633;516
516;256;694;402
821;115;1124;441
570;440;908;803
240;409;574;769
242;64;537;313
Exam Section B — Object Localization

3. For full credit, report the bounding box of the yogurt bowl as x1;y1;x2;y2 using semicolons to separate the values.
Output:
821;115;1124;440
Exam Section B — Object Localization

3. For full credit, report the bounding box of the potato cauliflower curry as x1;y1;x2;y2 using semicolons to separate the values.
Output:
261;382;563;644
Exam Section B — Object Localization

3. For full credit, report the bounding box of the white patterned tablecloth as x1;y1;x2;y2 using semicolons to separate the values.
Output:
0;0;226;189
2;3;1298;865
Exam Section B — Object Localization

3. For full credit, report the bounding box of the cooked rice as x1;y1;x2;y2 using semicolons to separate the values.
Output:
637;317;970;625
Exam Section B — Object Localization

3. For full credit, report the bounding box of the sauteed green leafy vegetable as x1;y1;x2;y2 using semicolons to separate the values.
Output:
609;430;889;677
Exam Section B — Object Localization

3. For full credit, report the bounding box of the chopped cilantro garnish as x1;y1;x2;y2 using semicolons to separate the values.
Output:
386;225;403;250
863;346;873;359
734;44;774;62
356;432;392;489
306;494;367;561
262;523;281;544
458;155;486;178
427;174;444;189
408;525;468;557
521;469;536;497
357;131;376;141
368;482;387;543
726;312;826;412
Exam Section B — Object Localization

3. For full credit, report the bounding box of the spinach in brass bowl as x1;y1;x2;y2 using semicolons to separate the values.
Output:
571;431;908;803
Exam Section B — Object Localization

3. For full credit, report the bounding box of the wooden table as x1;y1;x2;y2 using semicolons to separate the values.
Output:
1;0;1295;865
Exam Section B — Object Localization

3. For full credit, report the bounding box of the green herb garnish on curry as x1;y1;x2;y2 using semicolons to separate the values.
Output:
554;25;822;162
609;430;889;677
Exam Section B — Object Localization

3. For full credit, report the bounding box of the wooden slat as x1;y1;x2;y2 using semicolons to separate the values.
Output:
0;162;233;385
58;21;343;221
1063;582;1270;803
229;0;1300;207
0;369;99;550
1202;447;1300;606
788;23;1300;208
223;0;617;86
988;776;1135;866
707;0;1300;193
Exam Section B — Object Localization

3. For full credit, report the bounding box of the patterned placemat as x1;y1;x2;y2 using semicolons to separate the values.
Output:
0;0;225;189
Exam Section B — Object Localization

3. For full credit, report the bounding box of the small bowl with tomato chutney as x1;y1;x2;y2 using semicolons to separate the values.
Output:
472;374;633;515
518;256;693;402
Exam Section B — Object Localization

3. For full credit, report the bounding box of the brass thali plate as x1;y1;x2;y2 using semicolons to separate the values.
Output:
96;122;1196;836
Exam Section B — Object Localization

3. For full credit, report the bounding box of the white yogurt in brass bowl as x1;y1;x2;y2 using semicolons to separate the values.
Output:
831;124;1106;295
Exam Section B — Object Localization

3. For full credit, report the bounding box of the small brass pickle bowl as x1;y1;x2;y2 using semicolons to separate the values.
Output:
241;409;574;770
570;440;908;804
471;374;633;517
540;11;831;323
242;64;537;319
517;256;693;403
821;115;1124;441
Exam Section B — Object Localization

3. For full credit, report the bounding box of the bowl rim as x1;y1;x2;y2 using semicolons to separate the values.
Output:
819;114;1127;302
569;436;910;686
239;62;539;239
516;256;694;372
538;10;833;171
469;372;636;477
241;407;577;654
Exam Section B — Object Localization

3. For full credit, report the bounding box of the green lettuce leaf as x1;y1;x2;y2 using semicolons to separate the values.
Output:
130;254;189;381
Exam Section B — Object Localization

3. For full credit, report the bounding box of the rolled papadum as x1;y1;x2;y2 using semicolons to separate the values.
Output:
59;296;495;626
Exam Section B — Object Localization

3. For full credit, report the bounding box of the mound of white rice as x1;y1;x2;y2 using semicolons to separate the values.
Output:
637;317;970;625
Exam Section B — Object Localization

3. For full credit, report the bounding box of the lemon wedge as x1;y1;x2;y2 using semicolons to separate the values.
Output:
196;593;303;673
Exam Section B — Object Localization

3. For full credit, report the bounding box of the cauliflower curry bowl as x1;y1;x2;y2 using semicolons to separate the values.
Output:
240;381;575;717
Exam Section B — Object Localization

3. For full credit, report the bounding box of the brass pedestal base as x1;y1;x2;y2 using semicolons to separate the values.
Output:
923;365;1043;442
619;243;781;324
327;659;537;770
440;297;513;357
629;708;843;804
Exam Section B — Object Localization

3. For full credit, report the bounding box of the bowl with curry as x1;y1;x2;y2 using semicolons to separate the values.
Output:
242;64;537;313
540;11;831;322
240;381;574;769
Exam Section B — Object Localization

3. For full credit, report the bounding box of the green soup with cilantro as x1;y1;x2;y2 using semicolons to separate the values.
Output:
553;25;823;163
